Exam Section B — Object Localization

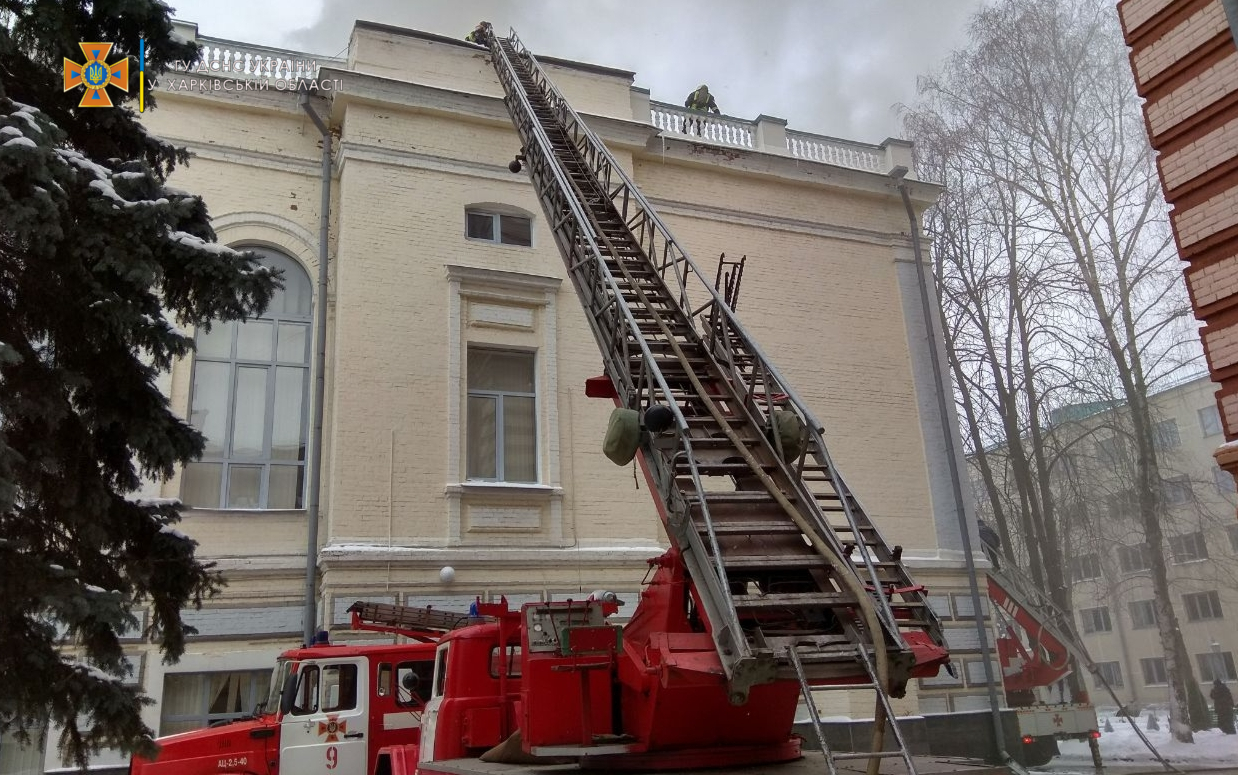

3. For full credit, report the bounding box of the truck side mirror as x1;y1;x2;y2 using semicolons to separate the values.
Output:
402;671;420;694
279;671;299;715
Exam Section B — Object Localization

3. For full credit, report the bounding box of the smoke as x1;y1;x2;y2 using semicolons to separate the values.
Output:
174;0;984;141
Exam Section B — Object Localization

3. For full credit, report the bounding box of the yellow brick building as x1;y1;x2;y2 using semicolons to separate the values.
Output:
0;19;995;773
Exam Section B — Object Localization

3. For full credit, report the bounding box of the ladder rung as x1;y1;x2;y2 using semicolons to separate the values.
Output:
723;554;829;570
810;682;878;691
830;751;909;761
732;592;857;610
704;521;803;535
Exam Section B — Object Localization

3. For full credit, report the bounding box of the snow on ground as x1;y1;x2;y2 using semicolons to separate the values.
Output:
1052;709;1237;769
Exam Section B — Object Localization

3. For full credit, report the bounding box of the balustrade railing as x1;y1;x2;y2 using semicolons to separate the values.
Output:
650;104;754;148
191;36;344;82
786;129;884;172
650;100;890;173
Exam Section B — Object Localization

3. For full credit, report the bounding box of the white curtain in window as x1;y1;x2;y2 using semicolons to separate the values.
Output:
503;395;537;481
0;724;46;775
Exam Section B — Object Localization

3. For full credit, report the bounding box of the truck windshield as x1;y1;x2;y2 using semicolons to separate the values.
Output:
261;659;294;715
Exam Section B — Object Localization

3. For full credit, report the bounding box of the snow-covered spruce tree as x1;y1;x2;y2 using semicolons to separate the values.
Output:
0;1;277;766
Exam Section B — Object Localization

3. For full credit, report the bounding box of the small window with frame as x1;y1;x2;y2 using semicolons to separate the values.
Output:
466;209;532;247
320;663;358;712
396;661;434;708
291;665;320;716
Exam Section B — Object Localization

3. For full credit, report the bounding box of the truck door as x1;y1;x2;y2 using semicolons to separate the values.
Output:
417;643;450;764
280;659;367;773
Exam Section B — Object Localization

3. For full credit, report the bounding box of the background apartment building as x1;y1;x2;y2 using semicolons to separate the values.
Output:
971;375;1238;710
2;18;991;773
1067;377;1238;707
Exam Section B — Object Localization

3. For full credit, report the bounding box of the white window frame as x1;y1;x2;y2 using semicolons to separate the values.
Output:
444;265;564;546
1079;606;1112;634
464;208;533;247
1183;590;1223;622
1129;599;1158;629
1117;543;1151;574
1161;475;1192;507
1153;419;1181;450
1093;661;1123;688
1199;405;1223;437
1197;651;1238;682
1140;657;1167;686
1169;531;1208;564
182;248;313;510
1070;553;1101;582
465;347;539;484
1095;435;1126;468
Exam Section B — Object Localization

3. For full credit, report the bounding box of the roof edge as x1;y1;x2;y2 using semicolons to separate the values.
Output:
352;20;635;80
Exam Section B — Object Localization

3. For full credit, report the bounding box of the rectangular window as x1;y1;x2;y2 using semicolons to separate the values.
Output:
1197;652;1238;682
1169;531;1208;563
1217;467;1238;495
1153;419;1180;450
319;663;358;712
1117;543;1151;574
1079;606;1112;634
488;646;523;679
1096;436;1126;468
1200;405;1223;437
1129;599;1158;629
1183;590;1223;621
1161;476;1192;507
1107;488;1136;520
1070;554;1101;582
1055;452;1078;478
1093;661;1123;688
467;348;537;483
1140;657;1167;686
465;210;532;247
395;661;433;708
160;669;269;735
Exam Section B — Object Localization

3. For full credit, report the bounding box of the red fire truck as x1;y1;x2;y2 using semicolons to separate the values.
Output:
133;571;946;775
132;24;953;775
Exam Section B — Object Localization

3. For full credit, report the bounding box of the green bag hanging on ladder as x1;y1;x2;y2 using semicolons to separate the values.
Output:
770;410;806;461
603;407;642;465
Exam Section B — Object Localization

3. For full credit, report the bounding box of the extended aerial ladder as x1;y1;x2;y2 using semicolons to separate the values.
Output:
479;27;950;772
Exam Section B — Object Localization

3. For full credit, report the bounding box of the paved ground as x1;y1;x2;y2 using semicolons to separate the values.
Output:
1035;766;1238;775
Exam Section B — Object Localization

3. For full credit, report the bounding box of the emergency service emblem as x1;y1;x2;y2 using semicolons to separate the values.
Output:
317;715;347;742
63;42;129;107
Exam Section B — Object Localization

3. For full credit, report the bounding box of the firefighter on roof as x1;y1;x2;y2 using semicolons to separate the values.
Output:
685;84;720;114
466;21;492;44
683;84;720;136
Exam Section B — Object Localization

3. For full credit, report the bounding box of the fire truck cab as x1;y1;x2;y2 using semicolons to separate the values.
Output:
131;637;437;775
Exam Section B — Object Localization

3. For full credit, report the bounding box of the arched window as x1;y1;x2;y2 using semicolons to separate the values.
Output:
181;248;313;509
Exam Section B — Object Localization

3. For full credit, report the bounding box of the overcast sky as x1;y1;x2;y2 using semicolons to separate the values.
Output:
167;0;987;143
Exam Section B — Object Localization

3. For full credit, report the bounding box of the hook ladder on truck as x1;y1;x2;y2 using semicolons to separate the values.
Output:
131;26;953;775
988;560;1175;770
987;561;1101;766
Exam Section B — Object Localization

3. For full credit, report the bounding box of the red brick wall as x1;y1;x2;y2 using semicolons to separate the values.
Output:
1118;0;1238;480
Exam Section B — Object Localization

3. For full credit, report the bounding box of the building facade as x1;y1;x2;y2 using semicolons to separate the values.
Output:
1068;377;1238;707
1117;0;1238;486
3;19;992;772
